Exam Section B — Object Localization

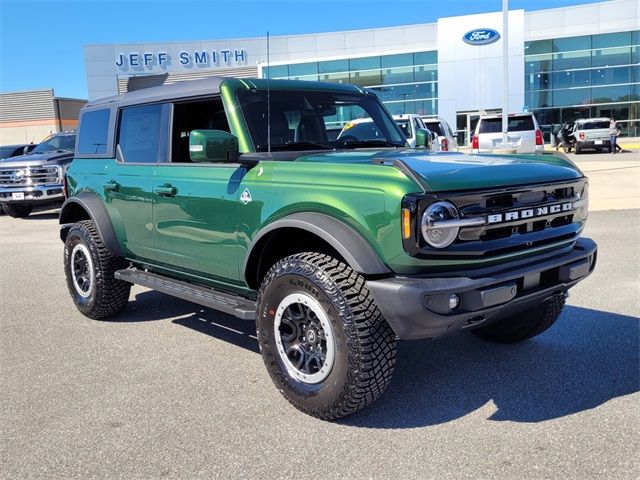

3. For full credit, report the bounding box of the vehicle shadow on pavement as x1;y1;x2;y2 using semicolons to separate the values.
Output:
342;306;639;428
119;294;639;427
123;290;259;353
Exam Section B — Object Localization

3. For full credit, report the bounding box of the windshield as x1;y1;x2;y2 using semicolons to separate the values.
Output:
31;134;76;154
478;116;535;133
236;89;406;152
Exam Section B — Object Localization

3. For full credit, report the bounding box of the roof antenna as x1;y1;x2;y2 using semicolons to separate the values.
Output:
266;31;271;156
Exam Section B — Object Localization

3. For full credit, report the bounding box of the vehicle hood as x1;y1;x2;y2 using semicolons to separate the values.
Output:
295;150;583;192
0;151;73;167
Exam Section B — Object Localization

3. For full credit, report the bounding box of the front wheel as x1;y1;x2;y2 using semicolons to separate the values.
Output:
256;252;397;420
64;220;131;319
2;203;33;217
472;295;566;343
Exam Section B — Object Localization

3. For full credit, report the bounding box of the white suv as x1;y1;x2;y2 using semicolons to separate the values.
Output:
472;113;543;154
420;116;458;151
393;114;435;149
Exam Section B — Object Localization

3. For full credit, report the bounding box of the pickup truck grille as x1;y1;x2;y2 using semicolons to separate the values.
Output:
0;166;61;188
403;178;588;259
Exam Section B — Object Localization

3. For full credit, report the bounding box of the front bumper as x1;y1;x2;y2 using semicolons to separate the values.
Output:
367;238;597;340
0;185;64;204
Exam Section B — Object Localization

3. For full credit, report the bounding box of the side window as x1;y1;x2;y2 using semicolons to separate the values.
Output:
77;109;109;155
118;104;162;163
171;98;230;163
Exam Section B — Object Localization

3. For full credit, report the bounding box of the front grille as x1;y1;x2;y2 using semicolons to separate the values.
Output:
403;178;587;259
0;166;60;188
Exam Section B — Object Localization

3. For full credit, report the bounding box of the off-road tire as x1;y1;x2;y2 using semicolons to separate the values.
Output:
256;252;397;420
64;220;131;319
2;203;33;218
575;145;582;154
472;295;566;343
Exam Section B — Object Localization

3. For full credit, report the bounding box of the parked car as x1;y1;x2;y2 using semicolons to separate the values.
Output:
337;115;433;149
60;77;595;420
392;114;435;149
421;116;458;151
0;143;36;160
571;118;612;154
0;132;76;217
472;112;544;154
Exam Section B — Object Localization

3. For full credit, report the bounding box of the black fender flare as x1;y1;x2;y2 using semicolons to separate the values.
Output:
243;212;391;285
59;192;122;256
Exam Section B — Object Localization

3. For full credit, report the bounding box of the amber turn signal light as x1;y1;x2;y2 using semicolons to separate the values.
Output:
402;208;411;239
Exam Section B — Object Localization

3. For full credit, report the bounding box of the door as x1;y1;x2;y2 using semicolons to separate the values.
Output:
152;97;242;284
104;103;167;261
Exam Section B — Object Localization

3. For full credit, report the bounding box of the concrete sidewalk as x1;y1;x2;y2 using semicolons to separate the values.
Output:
573;156;640;212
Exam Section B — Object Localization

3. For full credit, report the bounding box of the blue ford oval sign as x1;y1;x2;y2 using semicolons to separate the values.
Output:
462;28;501;46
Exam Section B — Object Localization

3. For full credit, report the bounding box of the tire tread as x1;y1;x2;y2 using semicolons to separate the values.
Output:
257;252;397;420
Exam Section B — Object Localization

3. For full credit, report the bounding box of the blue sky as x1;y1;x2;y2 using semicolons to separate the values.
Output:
0;0;606;99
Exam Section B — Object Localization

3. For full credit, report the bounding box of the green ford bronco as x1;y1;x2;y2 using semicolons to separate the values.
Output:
60;77;596;420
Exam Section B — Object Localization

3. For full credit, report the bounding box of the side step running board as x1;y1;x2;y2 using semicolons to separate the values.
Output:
115;268;256;320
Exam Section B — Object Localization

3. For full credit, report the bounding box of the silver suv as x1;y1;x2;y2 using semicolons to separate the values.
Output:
472;112;543;154
572;118;612;154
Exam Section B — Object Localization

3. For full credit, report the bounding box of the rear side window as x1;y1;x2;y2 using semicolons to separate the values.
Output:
478;116;535;133
426;122;445;136
77;109;110;155
396;120;411;138
118;104;162;163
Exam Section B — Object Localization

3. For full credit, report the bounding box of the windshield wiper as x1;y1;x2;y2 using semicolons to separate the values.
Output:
337;139;404;149
257;141;334;151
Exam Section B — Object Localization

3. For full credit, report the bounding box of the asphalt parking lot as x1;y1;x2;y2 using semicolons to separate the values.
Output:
1;154;639;479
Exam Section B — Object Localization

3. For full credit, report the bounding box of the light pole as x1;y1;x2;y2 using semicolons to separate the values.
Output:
501;0;509;148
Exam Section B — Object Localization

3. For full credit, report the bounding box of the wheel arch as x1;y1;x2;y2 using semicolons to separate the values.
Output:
59;192;122;256
243;212;390;290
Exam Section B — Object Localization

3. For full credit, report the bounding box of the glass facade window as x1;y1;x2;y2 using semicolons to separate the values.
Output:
269;50;438;116
318;59;349;74
526;30;640;136
553;35;591;52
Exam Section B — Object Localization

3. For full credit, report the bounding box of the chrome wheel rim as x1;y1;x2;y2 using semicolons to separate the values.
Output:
274;293;335;384
71;244;94;298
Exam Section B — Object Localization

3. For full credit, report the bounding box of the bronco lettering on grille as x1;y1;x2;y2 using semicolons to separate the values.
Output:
486;202;575;225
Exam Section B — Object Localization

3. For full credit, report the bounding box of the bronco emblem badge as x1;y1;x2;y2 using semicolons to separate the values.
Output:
240;188;252;205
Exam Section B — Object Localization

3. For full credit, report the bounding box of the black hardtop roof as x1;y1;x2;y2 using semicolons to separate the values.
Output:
83;76;362;111
84;77;227;109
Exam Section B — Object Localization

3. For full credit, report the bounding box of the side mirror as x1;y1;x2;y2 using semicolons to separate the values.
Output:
189;129;239;163
415;128;431;149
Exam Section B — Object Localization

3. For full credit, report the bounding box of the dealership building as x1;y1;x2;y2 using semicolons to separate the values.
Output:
85;0;639;143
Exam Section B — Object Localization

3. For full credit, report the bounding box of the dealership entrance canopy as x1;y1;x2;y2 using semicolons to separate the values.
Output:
85;0;639;143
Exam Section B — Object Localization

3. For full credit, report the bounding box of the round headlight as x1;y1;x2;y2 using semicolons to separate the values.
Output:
578;183;589;220
421;201;460;248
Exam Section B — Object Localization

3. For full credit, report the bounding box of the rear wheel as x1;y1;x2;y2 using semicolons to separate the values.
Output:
575;145;581;154
472;295;565;343
64;220;131;319
256;252;397;420
2;203;33;218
